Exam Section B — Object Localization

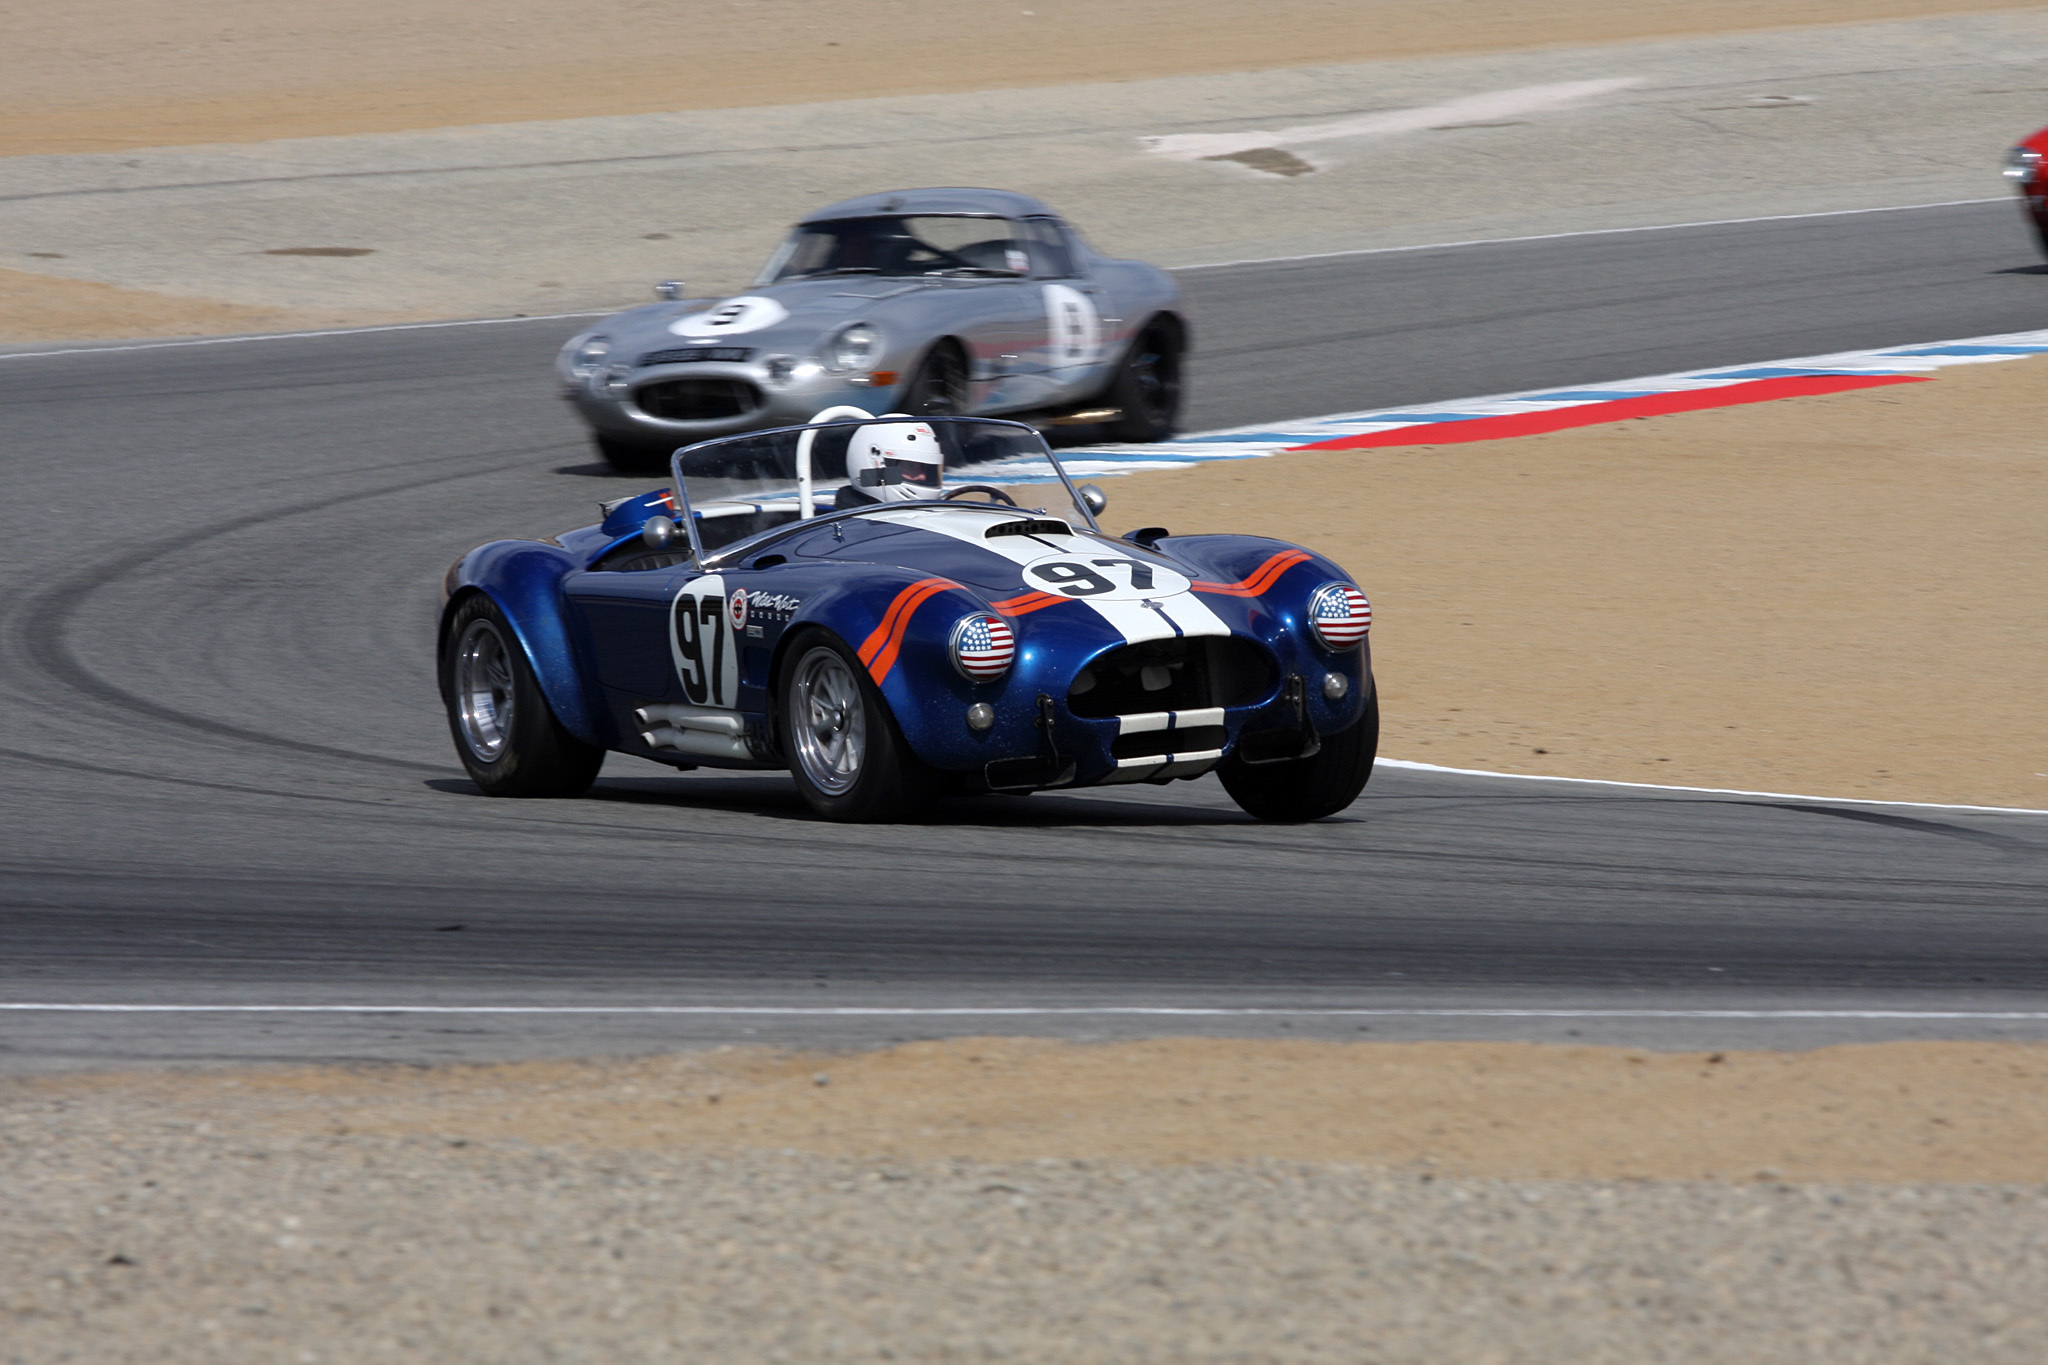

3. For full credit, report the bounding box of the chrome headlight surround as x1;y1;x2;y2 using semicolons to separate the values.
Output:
824;322;882;374
948;613;1016;683
2004;146;2042;184
566;334;612;379
1305;582;1372;652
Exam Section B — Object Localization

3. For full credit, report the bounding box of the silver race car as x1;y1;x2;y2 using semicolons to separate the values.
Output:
557;188;1188;472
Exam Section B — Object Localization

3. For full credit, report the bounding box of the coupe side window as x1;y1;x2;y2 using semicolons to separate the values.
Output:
1021;218;1076;278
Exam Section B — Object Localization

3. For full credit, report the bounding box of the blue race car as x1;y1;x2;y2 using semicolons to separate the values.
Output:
438;415;1375;821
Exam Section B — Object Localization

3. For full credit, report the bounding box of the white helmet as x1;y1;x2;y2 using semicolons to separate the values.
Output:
846;421;943;502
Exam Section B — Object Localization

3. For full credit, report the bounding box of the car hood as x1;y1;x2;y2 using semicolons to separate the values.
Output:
596;278;956;357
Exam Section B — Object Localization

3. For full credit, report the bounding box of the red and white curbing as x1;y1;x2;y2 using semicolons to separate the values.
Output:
1058;326;2048;478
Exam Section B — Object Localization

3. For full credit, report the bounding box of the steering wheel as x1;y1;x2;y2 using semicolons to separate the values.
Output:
941;484;1019;506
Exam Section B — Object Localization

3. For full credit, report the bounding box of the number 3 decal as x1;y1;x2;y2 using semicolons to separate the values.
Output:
1020;555;1190;602
671;575;741;706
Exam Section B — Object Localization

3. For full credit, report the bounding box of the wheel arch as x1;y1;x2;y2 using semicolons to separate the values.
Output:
439;544;612;748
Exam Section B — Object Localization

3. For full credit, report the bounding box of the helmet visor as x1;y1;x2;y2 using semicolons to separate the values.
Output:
858;457;942;489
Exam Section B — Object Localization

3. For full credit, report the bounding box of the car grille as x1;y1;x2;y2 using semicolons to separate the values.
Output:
637;346;755;367
634;377;764;422
1067;637;1275;718
1110;725;1228;760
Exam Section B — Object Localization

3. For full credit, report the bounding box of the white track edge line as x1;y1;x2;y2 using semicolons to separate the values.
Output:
0;197;2009;361
1373;759;2048;816
0;310;614;362
1173;197;2009;271
2;1005;2046;1019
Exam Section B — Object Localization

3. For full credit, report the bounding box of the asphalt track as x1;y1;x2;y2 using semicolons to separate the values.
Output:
2;198;2045;1071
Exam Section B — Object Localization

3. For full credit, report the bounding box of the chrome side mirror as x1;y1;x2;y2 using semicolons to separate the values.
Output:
641;514;678;549
655;280;686;301
1078;483;1108;517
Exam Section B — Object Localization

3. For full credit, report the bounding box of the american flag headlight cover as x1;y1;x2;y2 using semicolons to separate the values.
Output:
949;612;1017;682
1307;582;1372;651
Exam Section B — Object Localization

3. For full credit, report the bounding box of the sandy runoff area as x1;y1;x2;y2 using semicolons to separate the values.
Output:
7;0;2039;157
1102;354;2048;809
8;1040;2048;1361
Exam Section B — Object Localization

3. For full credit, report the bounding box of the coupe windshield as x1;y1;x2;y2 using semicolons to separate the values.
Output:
668;417;1101;560
759;215;1034;281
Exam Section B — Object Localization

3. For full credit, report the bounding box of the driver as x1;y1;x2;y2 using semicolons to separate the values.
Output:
836;420;944;508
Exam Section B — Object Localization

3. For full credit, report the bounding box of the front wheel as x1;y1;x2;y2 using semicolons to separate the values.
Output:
1218;686;1378;822
901;342;969;417
777;633;940;821
1105;320;1184;442
440;593;605;797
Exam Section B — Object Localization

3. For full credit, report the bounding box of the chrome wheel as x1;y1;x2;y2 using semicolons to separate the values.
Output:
788;646;867;796
453;617;516;762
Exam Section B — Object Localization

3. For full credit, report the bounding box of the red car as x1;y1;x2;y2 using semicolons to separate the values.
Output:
2006;128;2048;256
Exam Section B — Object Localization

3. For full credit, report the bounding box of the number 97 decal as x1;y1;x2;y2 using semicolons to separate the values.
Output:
1020;554;1191;602
671;575;742;707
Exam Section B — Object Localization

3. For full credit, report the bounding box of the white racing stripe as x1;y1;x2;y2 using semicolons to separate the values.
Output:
0;310;613;362
2;1004;2046;1020
1173;197;2008;271
880;508;1232;644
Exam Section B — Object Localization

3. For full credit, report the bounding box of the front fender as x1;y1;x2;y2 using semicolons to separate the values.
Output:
440;540;611;747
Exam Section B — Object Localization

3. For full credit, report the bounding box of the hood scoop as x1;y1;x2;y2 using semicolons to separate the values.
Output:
984;518;1073;539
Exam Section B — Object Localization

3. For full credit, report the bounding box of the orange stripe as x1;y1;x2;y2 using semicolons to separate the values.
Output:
866;581;953;684
989;590;1069;617
1192;550;1312;597
857;577;951;668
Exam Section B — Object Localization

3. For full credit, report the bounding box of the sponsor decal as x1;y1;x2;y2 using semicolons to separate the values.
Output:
740;589;803;624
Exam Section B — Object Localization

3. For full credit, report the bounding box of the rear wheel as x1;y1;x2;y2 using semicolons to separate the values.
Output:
901;342;969;417
1105;319;1184;442
594;432;675;476
440;593;605;797
1218;686;1377;822
777;632;939;822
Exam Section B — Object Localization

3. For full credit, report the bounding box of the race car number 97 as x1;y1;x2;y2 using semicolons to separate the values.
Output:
1020;554;1191;603
670;576;741;707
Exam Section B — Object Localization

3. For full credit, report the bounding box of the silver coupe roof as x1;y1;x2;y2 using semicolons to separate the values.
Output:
798;187;1058;224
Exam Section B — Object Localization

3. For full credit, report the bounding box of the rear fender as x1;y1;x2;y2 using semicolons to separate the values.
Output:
440;541;611;747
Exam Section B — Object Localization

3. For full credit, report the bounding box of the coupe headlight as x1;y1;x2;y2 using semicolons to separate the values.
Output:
1306;582;1371;651
826;323;881;374
2004;146;2042;183
567;335;612;377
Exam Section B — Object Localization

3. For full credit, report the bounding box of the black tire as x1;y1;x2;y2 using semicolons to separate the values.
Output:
2029;202;2048;260
594;432;675;476
1218;685;1378;822
439;593;605;797
776;631;940;822
1105;318;1184;442
901;342;969;417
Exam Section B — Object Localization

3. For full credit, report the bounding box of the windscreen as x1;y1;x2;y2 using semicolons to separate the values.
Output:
669;417;1096;560
758;215;1034;281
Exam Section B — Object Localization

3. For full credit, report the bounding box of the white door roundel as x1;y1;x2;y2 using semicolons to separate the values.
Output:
1020;552;1190;602
669;296;789;337
1042;284;1101;365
